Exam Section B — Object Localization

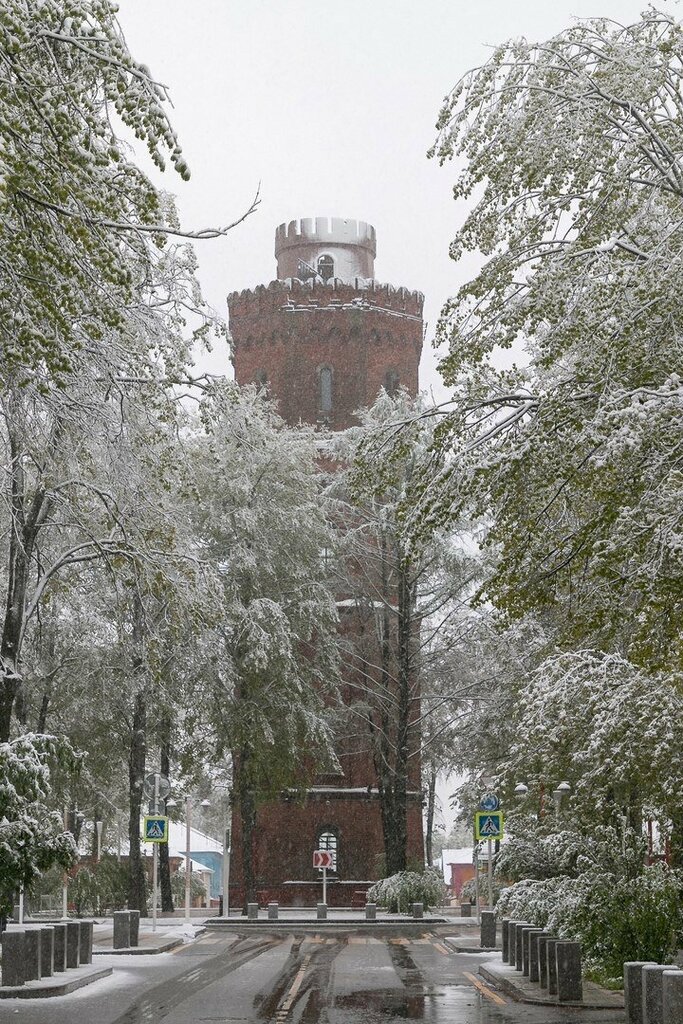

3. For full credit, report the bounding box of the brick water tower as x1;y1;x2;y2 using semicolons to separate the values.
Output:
227;217;425;906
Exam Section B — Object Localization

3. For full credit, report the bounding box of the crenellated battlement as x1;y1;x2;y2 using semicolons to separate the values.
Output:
275;217;376;257
228;277;423;321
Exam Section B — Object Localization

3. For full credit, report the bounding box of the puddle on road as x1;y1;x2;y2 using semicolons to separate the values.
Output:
333;985;502;1022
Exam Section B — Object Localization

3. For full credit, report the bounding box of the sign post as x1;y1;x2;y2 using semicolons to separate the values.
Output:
142;773;170;933
475;796;503;916
313;850;334;904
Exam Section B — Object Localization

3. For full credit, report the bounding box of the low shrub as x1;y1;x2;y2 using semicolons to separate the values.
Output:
368;868;446;913
497;863;683;977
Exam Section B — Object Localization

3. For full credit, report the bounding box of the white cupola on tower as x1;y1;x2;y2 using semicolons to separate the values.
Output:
274;217;376;284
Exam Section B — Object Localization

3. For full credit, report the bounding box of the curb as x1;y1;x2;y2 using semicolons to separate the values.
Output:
0;965;112;1000
479;961;625;1009
443;937;501;954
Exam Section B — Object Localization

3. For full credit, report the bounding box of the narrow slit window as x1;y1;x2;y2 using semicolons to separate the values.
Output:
320;366;333;414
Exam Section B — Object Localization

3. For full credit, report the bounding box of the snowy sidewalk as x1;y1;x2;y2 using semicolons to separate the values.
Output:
92;918;205;955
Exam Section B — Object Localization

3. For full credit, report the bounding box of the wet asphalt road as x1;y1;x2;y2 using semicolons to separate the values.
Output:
0;929;627;1024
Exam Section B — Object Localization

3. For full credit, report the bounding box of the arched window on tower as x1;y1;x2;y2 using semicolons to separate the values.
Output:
319;365;333;415
318;254;335;281
316;829;338;871
384;369;400;397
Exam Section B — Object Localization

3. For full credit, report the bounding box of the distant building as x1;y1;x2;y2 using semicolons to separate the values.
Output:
228;217;425;906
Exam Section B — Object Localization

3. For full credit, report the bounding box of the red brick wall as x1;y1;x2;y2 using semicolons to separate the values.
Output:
227;272;424;904
229;279;423;430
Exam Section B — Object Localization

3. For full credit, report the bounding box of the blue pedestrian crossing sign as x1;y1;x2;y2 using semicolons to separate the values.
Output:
475;811;504;841
143;815;169;843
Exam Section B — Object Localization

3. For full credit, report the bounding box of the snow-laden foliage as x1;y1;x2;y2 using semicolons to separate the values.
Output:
0;734;77;912
415;9;683;672
368;867;446;914
498;864;683;978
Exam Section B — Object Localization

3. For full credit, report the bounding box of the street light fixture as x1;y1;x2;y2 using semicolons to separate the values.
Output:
514;783;529;799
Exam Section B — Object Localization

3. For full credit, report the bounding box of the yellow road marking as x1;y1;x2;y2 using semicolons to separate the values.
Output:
463;971;507;1007
432;942;449;955
279;953;311;1014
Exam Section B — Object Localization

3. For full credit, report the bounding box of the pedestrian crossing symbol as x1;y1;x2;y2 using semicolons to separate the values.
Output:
475;811;504;841
143;815;169;843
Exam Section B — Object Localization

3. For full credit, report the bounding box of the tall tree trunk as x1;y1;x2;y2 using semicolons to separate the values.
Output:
159;716;174;912
425;763;437;867
236;745;257;911
128;688;148;912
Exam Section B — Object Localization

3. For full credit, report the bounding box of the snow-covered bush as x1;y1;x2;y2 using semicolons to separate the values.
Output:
497;865;683;978
459;877;505;906
0;735;77;914
368;868;446;913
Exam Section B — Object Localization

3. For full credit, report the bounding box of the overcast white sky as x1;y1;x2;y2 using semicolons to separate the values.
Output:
115;0;665;410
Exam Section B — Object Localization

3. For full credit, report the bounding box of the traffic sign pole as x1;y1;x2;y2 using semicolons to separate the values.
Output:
322;865;327;905
487;838;493;908
152;774;159;933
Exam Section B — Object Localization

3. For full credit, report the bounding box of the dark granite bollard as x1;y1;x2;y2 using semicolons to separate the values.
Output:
113;911;130;949
538;934;551;988
247;903;258;920
40;927;54;977
624;961;656;1024
507;921;520;966
515;922;530;970
546;938;559;995
317;903;327;920
412;902;424;919
460;902;472;917
66;921;81;967
662;969;683;1024
480;910;496;949
365;903;377;921
79;920;93;964
523;928;543;977
501;918;510;961
267;902;279;920
0;930;25;987
529;931;546;983
129;910;140;946
556;940;583;1002
643;964;679;1024
24;928;42;981
52;923;67;972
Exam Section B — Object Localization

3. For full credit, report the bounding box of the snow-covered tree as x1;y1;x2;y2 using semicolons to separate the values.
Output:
190;385;340;906
0;734;77;914
420;9;683;673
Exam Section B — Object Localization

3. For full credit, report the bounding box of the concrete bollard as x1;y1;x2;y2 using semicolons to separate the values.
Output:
624;961;656;1024
52;923;67;972
268;902;279;920
460;902;472;917
643;964;679;1024
501;918;510;961
538;934;551;988
66;921;81;967
480;910;496;949
662;969;683;1024
546;938;559;995
507;921;521;966
79;920;93;964
0;930;25;987
129;910;140;947
556;940;583;1002
247;903;258;920
24;928;42;981
113;910;130;950
523;928;544;977
365;903;377;921
515;922;531;971
317;903;327;920
529;931;547;984
412;902;424;920
40;927;55;977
